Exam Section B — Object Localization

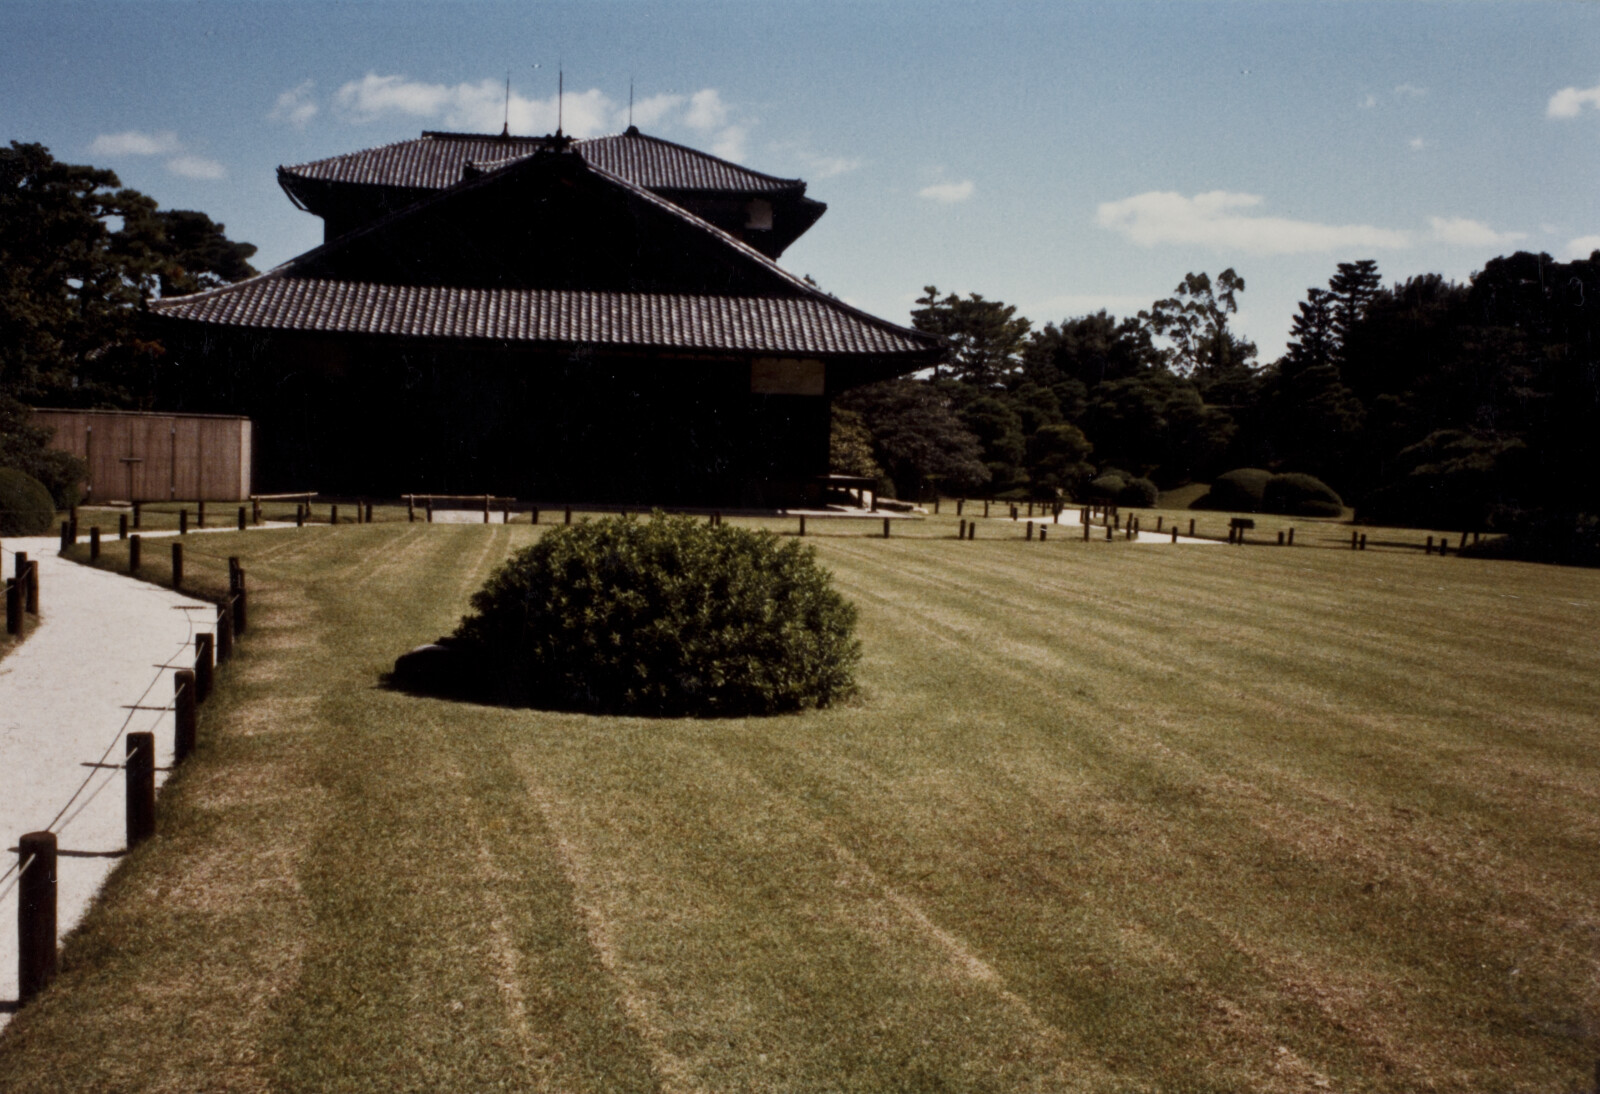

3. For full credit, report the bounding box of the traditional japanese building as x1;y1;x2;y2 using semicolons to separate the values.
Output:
149;127;938;505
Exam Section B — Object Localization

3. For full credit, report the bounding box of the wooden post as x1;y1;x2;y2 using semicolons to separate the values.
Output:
126;732;155;848
296;504;305;528
171;542;183;588
1351;530;1359;550
366;502;374;524
934;498;941;514
132;501;141;529
531;506;539;525
883;517;891;538
179;508;188;535
174;669;197;763
407;498;416;522
501;504;509;524
1156;516;1163;532
119;513;128;539
564;506;572;525
59;521;71;551
1188;518;1195;537
1459;531;1468;551
1039;526;1047;542
234;587;248;635
1010;506;1017;521
19;554;36;615
90;527;100;560
983;500;990;518
197;501;206;529
956;499;964;516
426;502;433;523
1425;535;1433;555
958;519;966;539
1359;533;1367;550
483;497;490;523
1083;521;1090;542
331;504;339;525
1288;528;1295;546
1277;530;1285;546
216;600;233;663
17;830;57;1004
1027;501;1034;517
1438;540;1448;557
967;521;975;540
253;498;261;524
5;578;18;636
129;534;141;572
1026;522;1034;541
1053;509;1060;524
195;633;214;704
237;506;246;531
68;508;77;542
1105;524;1113;541
799;515;807;536
1171;527;1178;543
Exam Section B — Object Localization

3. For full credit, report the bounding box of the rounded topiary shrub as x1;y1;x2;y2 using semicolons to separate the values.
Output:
1262;473;1344;517
1115;476;1159;508
1205;468;1273;512
451;512;860;717
0;468;55;536
1086;472;1128;502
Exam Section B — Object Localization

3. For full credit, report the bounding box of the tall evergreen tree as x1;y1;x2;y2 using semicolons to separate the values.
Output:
911;286;1032;387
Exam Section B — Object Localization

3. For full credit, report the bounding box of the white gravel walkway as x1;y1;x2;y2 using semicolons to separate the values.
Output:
0;532;222;1022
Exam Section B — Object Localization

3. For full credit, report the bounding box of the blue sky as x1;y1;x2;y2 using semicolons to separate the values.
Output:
3;1;1596;361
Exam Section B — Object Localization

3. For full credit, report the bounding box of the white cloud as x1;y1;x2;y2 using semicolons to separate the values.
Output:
90;130;182;156
628;92;684;127
711;124;748;162
1361;93;1378;109
1394;83;1428;98
919;179;975;204
1563;234;1600;259
270;79;318;128
684;88;729;131
165;155;227;180
1428;216;1526;247
1096;190;1410;255
333;73;620;137
1408;136;1430;151
802;154;861;179
1548;83;1600;118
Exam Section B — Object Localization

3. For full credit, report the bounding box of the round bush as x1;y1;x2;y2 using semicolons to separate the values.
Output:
1263;473;1344;517
1115;476;1159;508
1086;472;1127;502
0;468;55;536
1205;468;1273;512
452;512;860;717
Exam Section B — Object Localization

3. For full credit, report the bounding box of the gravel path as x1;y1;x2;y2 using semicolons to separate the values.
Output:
0;532;220;1021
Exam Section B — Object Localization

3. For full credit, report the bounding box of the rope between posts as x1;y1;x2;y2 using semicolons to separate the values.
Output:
0;852;37;911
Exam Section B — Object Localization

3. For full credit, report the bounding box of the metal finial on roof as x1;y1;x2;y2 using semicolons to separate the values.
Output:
629;78;634;129
501;71;511;138
557;65;563;138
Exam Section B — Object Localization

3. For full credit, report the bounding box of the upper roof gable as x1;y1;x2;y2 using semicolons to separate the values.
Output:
281;127;805;196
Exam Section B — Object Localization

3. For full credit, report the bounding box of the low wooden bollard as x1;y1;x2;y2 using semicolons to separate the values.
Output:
5;578;19;635
1026;522;1034;541
883;517;891;539
1083;521;1091;542
1438;540;1448;557
171;542;183;588
174;669;197;763
407;498;416;522
1105;524;1113;541
1277;530;1285;546
958;519;966;539
1459;531;1468;551
1039;526;1047;542
1188;519;1196;537
90;526;101;560
126;732;155;848
483;501;490;524
1126;524;1134;540
197;501;206;529
956;499;964;516
132;501;141;529
331;504;339;525
1425;535;1433;555
195;633;215;704
1171;527;1178;543
17;554;37;615
129;534;141;572
179;508;188;535
17;830;57;1004
564;507;572;525
59;521;71;550
217;600;233;662
252;499;262;524
799;515;807;536
68;509;77;542
531;507;540;525
426;503;433;523
1053;509;1060;524
1156;516;1163;532
119;513;128;539
1010;506;1018;521
934;498;941;514
1027;501;1034;517
983;500;990;518
1351;530;1359;550
366;502;374;523
1359;533;1368;550
233;587;248;635
296;505;305;528
1288;529;1295;546
237;506;247;531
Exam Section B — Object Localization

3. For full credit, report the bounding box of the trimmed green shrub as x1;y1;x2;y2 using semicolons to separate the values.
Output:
0;468;56;536
1202;468;1273;512
1086;472;1128;502
451;512;860;716
1263;473;1344;517
1116;476;1159;508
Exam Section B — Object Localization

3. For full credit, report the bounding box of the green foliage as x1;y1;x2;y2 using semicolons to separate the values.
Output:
1117;476;1159;508
1460;512;1600;568
1262;472;1344;517
1201;468;1273;512
1085;472;1128;502
453;513;860;717
0;467;56;535
828;405;882;480
1025;422;1094;495
835;380;988;499
0;394;83;506
911;287;1031;386
1138;269;1257;379
0;140;256;409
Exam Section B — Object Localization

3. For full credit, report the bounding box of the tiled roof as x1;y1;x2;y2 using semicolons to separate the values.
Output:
150;279;938;358
283;130;803;195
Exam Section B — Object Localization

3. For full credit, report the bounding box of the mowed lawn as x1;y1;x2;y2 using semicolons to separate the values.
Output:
2;516;1598;1092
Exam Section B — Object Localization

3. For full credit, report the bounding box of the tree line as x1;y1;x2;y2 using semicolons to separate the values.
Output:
835;256;1600;562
